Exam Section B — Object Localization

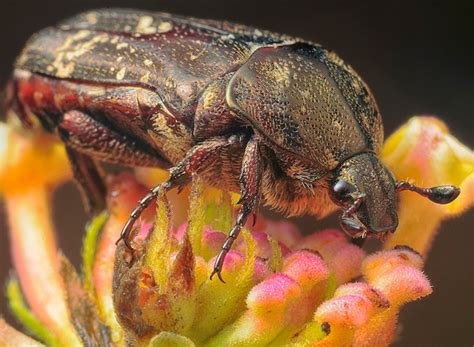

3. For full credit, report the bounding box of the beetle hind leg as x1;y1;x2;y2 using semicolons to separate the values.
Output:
65;146;106;214
58;109;169;214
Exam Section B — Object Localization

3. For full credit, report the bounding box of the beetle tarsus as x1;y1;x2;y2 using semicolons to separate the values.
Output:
211;202;255;281
117;181;175;247
115;218;136;250
210;137;262;281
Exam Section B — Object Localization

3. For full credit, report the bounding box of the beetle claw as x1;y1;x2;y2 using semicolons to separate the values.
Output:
210;269;226;283
115;233;134;250
115;223;135;251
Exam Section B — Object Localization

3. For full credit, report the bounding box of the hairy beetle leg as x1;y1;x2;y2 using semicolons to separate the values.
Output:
117;135;253;252
57;109;169;215
211;137;262;282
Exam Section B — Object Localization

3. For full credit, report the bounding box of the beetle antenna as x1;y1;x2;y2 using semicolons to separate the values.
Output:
396;181;460;204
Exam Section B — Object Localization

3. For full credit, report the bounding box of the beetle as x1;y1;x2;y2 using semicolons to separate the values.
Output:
6;9;460;281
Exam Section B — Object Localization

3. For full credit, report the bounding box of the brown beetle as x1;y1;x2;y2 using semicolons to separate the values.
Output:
6;9;460;281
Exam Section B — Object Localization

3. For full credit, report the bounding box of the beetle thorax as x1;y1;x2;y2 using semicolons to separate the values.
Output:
261;167;339;218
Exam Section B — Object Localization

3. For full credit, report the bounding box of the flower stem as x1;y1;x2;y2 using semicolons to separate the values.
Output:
5;188;82;346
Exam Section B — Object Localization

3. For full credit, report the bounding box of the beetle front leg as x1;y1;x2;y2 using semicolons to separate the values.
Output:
117;136;248;249
211;137;263;282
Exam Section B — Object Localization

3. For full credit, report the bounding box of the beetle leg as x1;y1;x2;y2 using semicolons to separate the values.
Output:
58;109;169;214
65;146;106;214
340;195;367;240
4;79;35;128
211;137;262;282
58;110;167;167
118;136;247;249
116;180;178;249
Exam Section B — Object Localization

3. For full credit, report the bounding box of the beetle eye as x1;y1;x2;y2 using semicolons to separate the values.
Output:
331;180;355;204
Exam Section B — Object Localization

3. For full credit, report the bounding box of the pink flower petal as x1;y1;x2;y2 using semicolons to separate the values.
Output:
296;229;366;284
247;273;301;312
259;220;302;248
282;250;329;292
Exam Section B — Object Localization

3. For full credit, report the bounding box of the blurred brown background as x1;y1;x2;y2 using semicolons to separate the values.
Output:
0;0;473;345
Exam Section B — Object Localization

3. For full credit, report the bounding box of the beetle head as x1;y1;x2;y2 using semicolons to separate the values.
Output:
330;153;461;240
330;153;399;238
330;153;398;237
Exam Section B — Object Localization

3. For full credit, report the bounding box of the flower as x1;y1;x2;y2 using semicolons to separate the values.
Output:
0;116;472;346
382;116;474;255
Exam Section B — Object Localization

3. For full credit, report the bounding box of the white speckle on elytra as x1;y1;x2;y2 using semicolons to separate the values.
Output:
116;67;126;80
85;12;98;24
136;16;156;34
116;42;128;50
157;22;173;33
140;72;151;83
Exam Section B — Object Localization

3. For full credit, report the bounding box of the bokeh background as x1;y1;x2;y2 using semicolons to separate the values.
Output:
0;0;472;345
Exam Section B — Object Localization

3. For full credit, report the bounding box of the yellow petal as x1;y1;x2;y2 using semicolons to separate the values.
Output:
382;116;474;255
5;188;81;346
0;123;70;194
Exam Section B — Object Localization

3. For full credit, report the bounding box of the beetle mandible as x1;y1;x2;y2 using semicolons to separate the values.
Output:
6;9;460;281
